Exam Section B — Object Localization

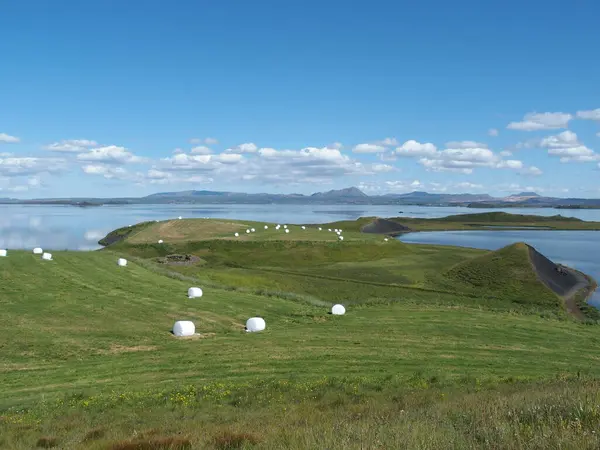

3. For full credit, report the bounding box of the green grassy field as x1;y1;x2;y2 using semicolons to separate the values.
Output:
2;215;600;449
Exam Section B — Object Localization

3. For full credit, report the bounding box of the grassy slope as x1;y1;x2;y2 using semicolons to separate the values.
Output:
3;217;600;448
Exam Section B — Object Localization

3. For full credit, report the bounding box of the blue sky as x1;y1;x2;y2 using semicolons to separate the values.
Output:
1;0;599;199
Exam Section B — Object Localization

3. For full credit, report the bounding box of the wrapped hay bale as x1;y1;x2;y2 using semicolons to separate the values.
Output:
283;225;287;229
251;228;256;232
245;317;266;332
264;225;269;229
318;227;322;231
285;229;290;234
246;229;250;234
117;258;127;266
234;232;239;237
0;249;7;257
384;238;389;242
173;321;195;337
178;216;183;220
331;304;346;315
188;287;203;298
42;252;53;261
158;239;164;244
301;226;306;230
338;236;344;241
33;247;43;254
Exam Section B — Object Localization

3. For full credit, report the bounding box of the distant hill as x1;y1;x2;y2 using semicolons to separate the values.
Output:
1;186;599;208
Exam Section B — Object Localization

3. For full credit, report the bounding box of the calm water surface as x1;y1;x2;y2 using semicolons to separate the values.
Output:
1;203;599;306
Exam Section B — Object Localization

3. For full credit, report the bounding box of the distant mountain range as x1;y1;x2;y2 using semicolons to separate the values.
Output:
2;187;600;208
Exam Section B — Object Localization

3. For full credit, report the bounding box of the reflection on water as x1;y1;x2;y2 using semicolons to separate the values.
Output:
398;230;600;309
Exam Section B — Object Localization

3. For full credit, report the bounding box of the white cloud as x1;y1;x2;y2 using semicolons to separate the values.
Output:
488;129;499;137
371;163;394;172
445;141;488;149
328;142;344;150
376;137;399;146
81;165;128;179
576;108;600;121
190;146;213;155
77;145;144;164
507;112;573;131
499;150;512;157
520;166;543;176
189;137;218;145
539;131;600;162
0;155;65;177
142;168;213;185
0;133;20;144
395;140;438;157
44;139;98;152
353;143;386;153
225;142;258;153
455;182;483;190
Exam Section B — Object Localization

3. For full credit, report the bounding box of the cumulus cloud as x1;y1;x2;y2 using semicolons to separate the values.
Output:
576;109;600;121
44;139;98;152
507;112;572;131
353;143;386;153
81;165;129;179
0;133;20;144
225;142;258;153
371;163;394;172
488;129;499;137
190;146;213;155
539;131;600;162
77;145;144;164
445;141;488;149
376;137;398;146
142;168;213;185
0;155;66;177
395;140;437;157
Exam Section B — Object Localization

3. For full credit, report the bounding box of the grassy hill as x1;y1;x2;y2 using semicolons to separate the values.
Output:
1;220;600;448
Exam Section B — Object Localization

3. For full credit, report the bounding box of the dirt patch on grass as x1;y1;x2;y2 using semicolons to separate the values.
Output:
361;218;411;235
98;345;158;355
170;332;216;340
155;254;202;266
110;437;191;450
130;220;246;243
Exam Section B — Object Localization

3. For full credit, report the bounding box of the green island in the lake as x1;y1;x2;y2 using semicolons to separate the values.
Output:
2;212;600;449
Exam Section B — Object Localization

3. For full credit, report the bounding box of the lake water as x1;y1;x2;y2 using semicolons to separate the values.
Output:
1;203;599;307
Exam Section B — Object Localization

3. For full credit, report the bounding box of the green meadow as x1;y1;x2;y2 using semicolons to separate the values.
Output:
2;213;600;449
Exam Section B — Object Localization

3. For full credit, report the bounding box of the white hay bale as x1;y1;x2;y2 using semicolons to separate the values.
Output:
117;258;127;266
173;320;195;337
331;304;346;315
33;247;43;254
264;225;268;229
276;224;281;229
285;229;290;234
283;225;287;229
42;252;53;261
234;232;239;237
246;317;266;332
251;228;256;232
0;249;7;257
178;216;182;220
339;229;343;232
158;239;164;244
328;229;332;232
188;287;203;298
301;226;306;230
384;238;389;242
246;229;250;234
338;235;344;241
336;231;341;235
318;227;322;231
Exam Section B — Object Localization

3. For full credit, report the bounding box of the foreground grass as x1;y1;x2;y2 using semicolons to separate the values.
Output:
3;377;600;449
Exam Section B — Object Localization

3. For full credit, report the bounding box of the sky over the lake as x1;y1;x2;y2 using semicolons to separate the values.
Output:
1;0;599;199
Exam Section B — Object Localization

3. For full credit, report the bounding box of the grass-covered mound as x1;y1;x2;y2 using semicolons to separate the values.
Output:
445;243;564;310
435;211;583;223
